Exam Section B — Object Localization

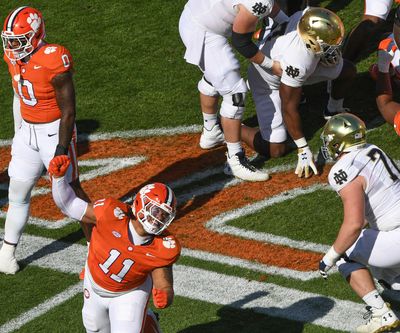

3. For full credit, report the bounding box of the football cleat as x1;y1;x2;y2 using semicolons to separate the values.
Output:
355;303;400;333
224;151;269;182
323;107;350;120
0;244;19;275
199;124;225;149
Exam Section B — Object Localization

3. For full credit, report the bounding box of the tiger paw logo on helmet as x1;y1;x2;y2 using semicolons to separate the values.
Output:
27;13;41;32
394;112;400;136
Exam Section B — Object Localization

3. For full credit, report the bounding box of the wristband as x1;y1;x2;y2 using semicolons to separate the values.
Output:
54;144;68;156
323;246;341;266
260;56;273;70
294;137;307;148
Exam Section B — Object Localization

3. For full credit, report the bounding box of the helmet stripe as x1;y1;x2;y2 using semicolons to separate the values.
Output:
165;186;174;206
6;6;28;32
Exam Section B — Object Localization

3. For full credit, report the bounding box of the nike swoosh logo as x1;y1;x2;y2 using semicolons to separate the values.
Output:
33;65;42;69
146;253;156;258
47;133;57;137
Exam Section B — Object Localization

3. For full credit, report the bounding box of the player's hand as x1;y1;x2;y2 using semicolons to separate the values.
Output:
318;246;341;280
295;146;318;178
378;38;396;73
48;155;70;178
152;288;168;309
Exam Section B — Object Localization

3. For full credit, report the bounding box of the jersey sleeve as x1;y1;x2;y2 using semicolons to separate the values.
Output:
328;159;360;192
235;0;274;18
280;55;317;87
40;45;74;81
155;234;181;266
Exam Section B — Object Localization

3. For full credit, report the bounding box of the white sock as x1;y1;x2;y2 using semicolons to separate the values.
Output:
362;290;384;309
202;113;218;131
226;142;242;158
0;242;16;257
327;97;344;112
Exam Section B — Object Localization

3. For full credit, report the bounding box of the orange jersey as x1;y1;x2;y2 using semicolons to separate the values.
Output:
88;198;181;293
4;43;73;123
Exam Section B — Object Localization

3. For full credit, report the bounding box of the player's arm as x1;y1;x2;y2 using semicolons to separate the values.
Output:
50;156;96;224
280;83;303;140
333;176;366;253
52;71;76;156
151;266;174;308
319;176;366;278
376;71;400;125
232;3;283;76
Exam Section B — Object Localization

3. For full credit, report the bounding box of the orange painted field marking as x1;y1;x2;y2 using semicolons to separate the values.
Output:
0;133;328;271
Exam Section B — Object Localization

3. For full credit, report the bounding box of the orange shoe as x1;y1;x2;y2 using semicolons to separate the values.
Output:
79;267;85;280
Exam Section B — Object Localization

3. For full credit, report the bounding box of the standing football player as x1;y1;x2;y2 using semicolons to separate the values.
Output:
0;6;91;275
50;155;180;333
240;7;356;178
319;113;400;333
178;0;289;182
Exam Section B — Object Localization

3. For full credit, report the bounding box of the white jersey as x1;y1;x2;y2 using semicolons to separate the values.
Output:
329;144;400;231
185;0;274;37
253;10;320;89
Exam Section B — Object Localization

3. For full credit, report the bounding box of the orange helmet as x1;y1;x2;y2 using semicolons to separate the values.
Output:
133;183;177;235
2;6;46;61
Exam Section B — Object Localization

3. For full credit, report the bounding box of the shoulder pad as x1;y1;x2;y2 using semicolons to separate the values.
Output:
35;44;73;72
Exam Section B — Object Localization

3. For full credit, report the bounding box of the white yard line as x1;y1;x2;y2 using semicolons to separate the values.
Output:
0;232;366;332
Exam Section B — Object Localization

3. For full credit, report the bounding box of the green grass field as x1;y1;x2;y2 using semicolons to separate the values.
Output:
1;1;400;333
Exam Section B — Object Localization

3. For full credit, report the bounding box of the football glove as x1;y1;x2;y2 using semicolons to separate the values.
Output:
319;246;341;280
48;155;70;178
378;38;396;73
152;288;169;309
295;146;318;178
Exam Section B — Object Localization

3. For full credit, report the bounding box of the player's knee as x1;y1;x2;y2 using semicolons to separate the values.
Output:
253;131;286;158
8;178;34;205
198;76;219;97
220;79;247;120
361;15;382;30
336;256;366;279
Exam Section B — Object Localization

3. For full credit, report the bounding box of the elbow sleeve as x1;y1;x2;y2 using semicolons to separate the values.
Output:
231;31;259;59
52;176;88;221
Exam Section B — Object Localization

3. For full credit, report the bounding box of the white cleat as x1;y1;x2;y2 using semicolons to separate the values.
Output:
224;151;269;182
323;107;350;120
355;303;400;333
0;251;19;275
199;124;225;149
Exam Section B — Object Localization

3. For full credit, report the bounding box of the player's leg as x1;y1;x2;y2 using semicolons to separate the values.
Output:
342;0;392;63
242;65;287;159
143;309;163;333
203;33;269;181
336;228;400;332
41;121;92;241
108;276;152;333
0;122;43;274
82;274;111;333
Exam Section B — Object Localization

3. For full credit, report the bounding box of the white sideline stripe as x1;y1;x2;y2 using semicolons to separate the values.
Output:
0;282;82;333
181;248;318;281
206;184;332;253
1;232;364;332
174;265;363;332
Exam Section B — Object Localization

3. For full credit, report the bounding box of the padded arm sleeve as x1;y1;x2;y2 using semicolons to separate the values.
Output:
231;31;259;59
52;176;88;221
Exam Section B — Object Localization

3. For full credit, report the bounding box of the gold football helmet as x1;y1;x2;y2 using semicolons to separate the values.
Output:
298;7;345;66
321;113;366;160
